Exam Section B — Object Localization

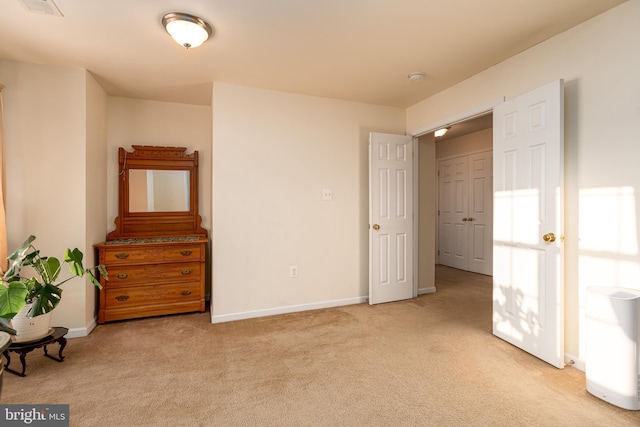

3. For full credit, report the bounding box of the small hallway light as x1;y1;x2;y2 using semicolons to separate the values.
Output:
162;12;213;49
434;127;450;138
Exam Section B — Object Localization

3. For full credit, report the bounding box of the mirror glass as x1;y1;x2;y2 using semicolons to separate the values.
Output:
128;169;190;212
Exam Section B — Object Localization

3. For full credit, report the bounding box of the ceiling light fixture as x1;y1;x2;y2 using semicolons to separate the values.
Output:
162;12;213;49
434;127;450;138
408;72;425;82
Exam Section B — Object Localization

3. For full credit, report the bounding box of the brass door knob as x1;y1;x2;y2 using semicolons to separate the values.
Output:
462;218;468;221
372;224;380;230
543;232;556;242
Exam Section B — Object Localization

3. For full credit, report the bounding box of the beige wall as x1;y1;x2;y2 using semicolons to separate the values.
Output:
436;128;492;160
84;71;108;327
211;82;405;321
0;60;98;334
418;135;437;293
407;0;640;368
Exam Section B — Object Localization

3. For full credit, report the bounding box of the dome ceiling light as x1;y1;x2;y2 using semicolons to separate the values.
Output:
434;127;450;138
162;12;213;49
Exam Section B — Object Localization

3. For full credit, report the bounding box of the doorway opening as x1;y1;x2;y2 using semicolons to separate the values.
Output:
435;113;493;276
417;113;494;279
407;81;565;368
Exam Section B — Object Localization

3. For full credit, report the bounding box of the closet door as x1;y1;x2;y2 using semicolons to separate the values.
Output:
468;152;493;275
438;151;493;275
438;156;469;270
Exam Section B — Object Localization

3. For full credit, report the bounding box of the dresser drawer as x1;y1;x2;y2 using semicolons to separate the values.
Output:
105;262;201;288
105;282;201;309
96;238;207;323
102;244;202;265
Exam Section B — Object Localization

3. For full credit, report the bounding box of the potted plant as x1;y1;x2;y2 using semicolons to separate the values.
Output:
0;235;107;340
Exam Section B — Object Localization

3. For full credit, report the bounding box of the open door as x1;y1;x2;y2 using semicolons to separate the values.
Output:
369;132;414;304
493;80;565;368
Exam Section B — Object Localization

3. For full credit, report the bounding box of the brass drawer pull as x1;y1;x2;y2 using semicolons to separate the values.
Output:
117;273;129;279
115;253;129;259
115;295;129;301
181;290;192;296
181;269;192;275
180;250;193;256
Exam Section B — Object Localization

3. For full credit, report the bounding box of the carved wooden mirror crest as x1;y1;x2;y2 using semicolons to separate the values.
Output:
108;145;208;240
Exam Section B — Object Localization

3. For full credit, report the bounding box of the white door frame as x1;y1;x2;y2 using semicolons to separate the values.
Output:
413;139;419;297
410;93;566;368
409;100;503;287
410;100;504;139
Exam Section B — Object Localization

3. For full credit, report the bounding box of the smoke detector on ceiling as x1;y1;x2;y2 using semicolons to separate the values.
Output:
19;0;63;17
408;72;425;82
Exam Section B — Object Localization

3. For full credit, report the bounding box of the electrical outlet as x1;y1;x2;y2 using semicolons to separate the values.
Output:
289;266;298;278
322;189;333;200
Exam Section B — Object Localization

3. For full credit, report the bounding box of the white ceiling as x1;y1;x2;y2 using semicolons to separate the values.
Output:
0;0;627;107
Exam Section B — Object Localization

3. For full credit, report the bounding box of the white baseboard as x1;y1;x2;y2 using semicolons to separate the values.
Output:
418;286;437;295
212;296;368;324
564;353;585;371
66;317;97;338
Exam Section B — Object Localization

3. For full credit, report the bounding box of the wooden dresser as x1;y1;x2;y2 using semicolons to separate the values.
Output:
95;237;207;323
97;145;209;323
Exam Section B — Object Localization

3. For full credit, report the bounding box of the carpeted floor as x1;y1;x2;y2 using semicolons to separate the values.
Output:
2;265;640;426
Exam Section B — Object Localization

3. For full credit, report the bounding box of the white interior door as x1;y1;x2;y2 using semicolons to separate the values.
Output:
438;156;469;270
468;151;493;275
369;132;414;305
438;151;492;275
493;80;565;368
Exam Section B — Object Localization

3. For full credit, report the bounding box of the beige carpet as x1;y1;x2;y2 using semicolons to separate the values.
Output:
3;265;640;426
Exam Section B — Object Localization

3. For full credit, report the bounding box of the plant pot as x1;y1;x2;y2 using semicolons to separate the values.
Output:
10;303;54;343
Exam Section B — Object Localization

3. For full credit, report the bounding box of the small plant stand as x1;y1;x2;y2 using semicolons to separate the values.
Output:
2;327;69;377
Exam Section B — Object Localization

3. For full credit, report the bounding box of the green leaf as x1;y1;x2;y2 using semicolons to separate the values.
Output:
0;281;28;319
6;235;35;262
98;265;109;281
28;283;62;316
86;270;102;290
38;256;61;283
3;236;37;279
0;318;17;335
23;276;41;297
64;248;85;277
1;236;105;318
22;251;40;266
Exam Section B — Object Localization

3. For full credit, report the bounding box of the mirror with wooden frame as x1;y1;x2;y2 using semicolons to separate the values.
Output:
107;145;208;240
